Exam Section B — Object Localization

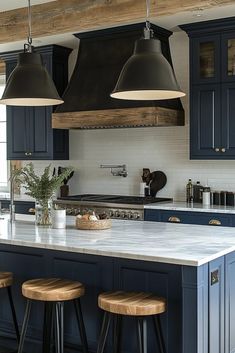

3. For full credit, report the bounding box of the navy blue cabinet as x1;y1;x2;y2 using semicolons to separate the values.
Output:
1;45;71;160
182;18;235;159
144;209;234;227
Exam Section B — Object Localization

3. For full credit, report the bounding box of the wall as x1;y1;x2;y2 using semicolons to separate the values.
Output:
27;30;235;201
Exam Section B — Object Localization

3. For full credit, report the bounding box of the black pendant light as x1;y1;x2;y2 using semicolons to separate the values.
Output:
0;0;63;106
110;1;185;100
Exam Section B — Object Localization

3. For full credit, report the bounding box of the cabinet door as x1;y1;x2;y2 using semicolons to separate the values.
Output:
7;105;30;159
191;84;221;159
191;35;220;84
28;106;53;159
221;32;235;82
221;83;235;158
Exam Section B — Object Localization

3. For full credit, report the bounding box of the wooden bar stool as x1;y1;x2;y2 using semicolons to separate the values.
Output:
17;278;89;353
97;291;167;353
0;272;20;342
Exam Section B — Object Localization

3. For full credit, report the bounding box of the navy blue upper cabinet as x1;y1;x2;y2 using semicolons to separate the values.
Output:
181;17;235;160
1;45;71;160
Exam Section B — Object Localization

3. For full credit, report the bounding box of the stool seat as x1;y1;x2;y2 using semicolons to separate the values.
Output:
22;278;85;302
0;272;13;288
98;291;166;316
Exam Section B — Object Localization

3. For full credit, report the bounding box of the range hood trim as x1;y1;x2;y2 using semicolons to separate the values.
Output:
52;106;184;129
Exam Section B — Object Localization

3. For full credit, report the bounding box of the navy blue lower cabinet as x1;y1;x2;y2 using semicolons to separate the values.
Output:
0;244;230;353
0;200;35;215
144;209;234;227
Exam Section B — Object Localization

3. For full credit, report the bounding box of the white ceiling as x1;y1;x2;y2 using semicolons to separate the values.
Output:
0;1;235;52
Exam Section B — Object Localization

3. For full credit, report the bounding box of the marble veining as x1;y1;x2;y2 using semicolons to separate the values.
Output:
0;217;235;266
145;201;235;214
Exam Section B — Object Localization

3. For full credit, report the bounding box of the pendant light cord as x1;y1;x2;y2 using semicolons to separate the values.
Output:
24;0;33;52
144;0;153;39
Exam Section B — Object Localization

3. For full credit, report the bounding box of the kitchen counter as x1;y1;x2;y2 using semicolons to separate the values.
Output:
0;217;235;266
145;200;235;213
0;216;233;353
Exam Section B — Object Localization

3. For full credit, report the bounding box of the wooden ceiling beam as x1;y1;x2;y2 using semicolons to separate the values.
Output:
0;0;233;45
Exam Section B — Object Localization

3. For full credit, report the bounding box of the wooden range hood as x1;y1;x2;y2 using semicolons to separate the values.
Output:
52;23;185;130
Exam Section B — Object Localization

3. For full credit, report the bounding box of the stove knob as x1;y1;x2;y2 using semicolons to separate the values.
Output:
128;212;134;219
120;211;125;218
109;210;114;217
133;212;140;220
115;211;120;218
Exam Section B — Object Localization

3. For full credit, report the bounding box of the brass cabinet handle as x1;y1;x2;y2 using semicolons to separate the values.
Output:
168;216;181;223
209;219;221;226
221;148;226;153
25;152;32;156
28;208;35;214
214;148;220;152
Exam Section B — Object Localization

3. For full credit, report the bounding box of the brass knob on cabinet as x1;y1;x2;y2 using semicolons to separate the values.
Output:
209;219;221;226
168;216;181;223
28;208;35;214
25;152;32;156
214;148;220;152
221;148;226;153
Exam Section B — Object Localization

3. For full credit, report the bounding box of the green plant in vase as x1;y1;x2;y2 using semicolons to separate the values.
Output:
11;163;74;226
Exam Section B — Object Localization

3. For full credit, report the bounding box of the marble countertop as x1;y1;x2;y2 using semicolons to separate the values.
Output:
0;216;235;266
145;201;235;214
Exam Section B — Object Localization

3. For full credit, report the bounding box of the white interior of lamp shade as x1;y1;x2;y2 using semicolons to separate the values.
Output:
0;98;64;106
110;90;186;100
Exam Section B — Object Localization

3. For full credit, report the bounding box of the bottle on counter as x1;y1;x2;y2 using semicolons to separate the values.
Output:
203;186;211;206
193;181;203;203
186;178;193;203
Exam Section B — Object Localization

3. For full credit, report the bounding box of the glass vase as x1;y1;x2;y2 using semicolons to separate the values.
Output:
35;199;52;226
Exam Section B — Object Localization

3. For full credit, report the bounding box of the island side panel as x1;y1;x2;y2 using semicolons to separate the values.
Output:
209;257;225;353
182;264;209;353
225;251;235;353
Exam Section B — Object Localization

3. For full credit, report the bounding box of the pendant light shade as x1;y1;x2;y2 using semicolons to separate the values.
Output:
111;37;185;100
0;52;63;106
0;0;63;107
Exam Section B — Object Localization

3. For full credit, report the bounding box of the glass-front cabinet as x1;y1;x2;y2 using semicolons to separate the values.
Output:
222;33;235;82
192;35;220;84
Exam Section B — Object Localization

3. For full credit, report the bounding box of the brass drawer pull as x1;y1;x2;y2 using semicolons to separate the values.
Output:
168;216;181;223
221;148;226;153
214;148;220;152
25;152;32;156
28;208;35;214
209;219;221;226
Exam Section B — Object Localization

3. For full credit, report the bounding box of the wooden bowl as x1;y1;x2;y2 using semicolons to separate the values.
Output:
76;218;112;230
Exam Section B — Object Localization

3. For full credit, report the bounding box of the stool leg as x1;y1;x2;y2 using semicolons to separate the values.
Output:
97;312;111;353
17;300;32;353
7;286;20;342
74;299;89;353
43;302;54;353
113;314;122;353
55;302;64;353
136;318;147;353
152;315;166;353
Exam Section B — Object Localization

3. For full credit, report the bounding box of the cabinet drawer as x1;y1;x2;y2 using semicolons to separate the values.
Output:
145;209;232;227
0;200;35;215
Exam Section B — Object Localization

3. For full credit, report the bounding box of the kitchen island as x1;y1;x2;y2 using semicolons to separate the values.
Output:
0;218;234;353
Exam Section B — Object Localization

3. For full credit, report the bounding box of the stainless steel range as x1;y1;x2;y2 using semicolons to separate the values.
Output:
55;194;172;221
